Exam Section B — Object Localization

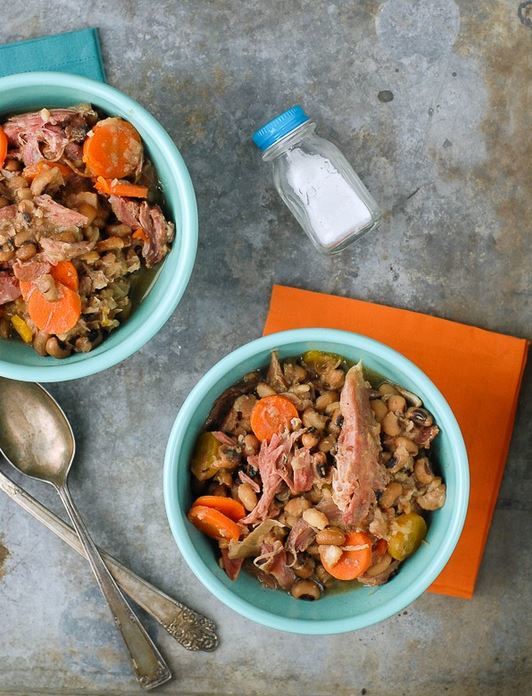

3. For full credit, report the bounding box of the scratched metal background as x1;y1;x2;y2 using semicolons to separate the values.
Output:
0;1;531;694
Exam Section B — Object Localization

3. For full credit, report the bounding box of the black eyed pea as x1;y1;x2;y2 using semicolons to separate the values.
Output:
315;391;339;412
379;481;403;509
30;167;61;196
15;187;33;201
417;479;446;510
414;456;434;485
105;222;132;237
314;563;334;586
237;482;258;511
306;543;321;558
55;230;79;243
76;202;99;226
3;159;21;172
307;485;323;504
80;250;100;264
378;382;397;396
294;556;315;579
243;433;260;456
302;507;329;530
406;407;434;426
284;496;311;517
8;174;27;190
327;408;343;435
302;408;328;431
291;579;321;600
382;412;401;437
215;469;233;487
301;431;320;449
387;394;407;413
32;331;50;356
395;436;419;456
45;337;71;359
15;242;37;261
325;369;345;390
324;400;341;416
313;451;327;468
318;434;336;453
96;236;125;252
14;228;35;246
291;383;311;397
371;398;388;422
292;364;308;382
0;248;15;263
315;527;346;546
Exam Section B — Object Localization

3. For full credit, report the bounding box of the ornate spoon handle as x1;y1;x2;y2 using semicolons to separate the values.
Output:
0;469;218;652
56;483;173;690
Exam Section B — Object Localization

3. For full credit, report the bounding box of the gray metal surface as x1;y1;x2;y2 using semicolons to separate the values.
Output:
0;1;530;694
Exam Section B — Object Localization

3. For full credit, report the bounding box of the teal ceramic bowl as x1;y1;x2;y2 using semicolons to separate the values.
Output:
0;72;197;381
164;328;469;634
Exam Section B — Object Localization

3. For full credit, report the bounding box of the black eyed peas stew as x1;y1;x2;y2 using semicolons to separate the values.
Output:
188;350;446;600
0;105;174;358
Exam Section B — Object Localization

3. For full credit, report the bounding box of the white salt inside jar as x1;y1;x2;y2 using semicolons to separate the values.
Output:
253;106;381;254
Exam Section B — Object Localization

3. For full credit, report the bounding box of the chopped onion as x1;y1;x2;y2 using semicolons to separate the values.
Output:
321;544;343;567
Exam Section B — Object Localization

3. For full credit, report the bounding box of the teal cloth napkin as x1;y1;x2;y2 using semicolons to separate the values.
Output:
0;28;106;81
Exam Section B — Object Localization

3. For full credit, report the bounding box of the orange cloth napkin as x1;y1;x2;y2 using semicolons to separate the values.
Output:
263;285;529;599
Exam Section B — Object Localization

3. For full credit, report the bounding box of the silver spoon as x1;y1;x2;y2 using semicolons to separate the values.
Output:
0;377;172;690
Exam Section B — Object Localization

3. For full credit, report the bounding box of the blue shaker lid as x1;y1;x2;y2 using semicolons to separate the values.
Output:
252;105;310;151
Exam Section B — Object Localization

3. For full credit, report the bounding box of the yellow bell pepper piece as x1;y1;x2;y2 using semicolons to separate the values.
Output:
10;315;33;344
191;432;221;481
388;512;427;561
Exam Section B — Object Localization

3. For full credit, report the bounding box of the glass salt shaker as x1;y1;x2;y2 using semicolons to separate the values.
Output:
252;105;381;254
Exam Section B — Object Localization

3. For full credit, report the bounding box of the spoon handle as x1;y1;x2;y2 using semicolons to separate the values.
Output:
0;470;218;651
57;484;172;690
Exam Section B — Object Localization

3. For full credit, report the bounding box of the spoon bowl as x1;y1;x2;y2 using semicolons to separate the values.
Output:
0;378;74;486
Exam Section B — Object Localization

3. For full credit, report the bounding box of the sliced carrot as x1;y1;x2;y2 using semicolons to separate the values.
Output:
94;176;148;198
26;282;81;335
51;261;79;291
250;395;299;441
188;505;241;542
132;228;149;242
83;117;143;179
23;159;72;180
192;495;245;522
0;127;7;169
320;531;373;580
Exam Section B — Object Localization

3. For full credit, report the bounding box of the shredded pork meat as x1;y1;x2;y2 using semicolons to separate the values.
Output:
110;195;174;267
332;363;388;527
0;272;21;305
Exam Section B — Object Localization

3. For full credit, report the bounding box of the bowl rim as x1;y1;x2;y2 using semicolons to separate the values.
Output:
0;71;197;381
164;328;470;634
